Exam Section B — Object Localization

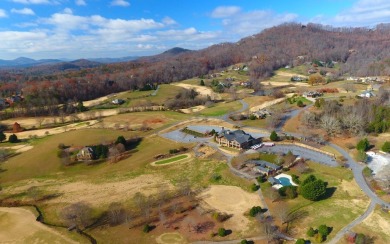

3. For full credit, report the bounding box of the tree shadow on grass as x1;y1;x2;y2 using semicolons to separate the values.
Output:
320;187;337;200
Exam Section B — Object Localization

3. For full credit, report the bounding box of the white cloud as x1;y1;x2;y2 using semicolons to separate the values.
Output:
12;0;55;4
333;0;390;26
75;0;86;6
162;17;177;25
211;6;241;18
0;9;7;18
219;10;298;36
11;8;35;15
110;0;130;7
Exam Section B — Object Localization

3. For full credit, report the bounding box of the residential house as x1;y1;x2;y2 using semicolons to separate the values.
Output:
252;109;271;119
112;99;125;105
77;147;94;161
268;177;280;185
303;91;322;98
217;128;261;149
358;90;375;98
249;160;282;176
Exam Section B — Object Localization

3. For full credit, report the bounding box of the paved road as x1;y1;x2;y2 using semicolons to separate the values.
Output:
255;144;338;167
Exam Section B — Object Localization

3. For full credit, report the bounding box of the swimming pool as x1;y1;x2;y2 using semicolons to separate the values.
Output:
277;177;293;186
272;173;298;189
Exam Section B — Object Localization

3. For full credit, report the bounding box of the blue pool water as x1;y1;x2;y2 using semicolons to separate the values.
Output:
277;177;292;186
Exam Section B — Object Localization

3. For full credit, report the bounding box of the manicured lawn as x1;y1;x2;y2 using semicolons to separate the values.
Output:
243;96;273;108
155;154;188;165
275;161;368;240
241;119;268;128
351;206;390;244
200;101;242;116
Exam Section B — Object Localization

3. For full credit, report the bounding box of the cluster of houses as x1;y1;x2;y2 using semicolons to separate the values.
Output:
0;94;24;109
347;76;387;83
303;91;323;98
216;127;261;150
251;109;271;119
290;76;306;82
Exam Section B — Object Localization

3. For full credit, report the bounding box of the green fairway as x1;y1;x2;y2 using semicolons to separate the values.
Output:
155;154;188;165
200;101;242;116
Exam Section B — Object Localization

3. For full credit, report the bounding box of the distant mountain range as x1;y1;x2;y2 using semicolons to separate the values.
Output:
0;47;191;69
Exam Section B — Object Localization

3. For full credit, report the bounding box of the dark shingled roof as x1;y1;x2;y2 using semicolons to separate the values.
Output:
218;129;255;144
268;177;280;185
248;160;281;170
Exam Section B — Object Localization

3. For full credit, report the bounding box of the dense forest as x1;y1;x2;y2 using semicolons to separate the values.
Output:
1;22;390;115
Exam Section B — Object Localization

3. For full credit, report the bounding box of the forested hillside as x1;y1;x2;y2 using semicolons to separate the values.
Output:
1;22;390;116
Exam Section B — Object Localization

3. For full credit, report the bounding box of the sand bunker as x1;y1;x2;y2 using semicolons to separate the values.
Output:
173;83;221;100
156;232;186;244
198;185;262;230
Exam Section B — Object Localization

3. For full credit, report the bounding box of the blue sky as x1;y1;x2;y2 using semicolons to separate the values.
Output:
0;0;389;59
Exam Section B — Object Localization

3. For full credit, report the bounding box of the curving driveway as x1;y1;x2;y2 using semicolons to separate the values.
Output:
158;98;389;243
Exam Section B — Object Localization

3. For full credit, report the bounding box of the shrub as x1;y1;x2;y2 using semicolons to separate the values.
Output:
169;149;179;154
295;239;306;244
381;141;390;153
291;174;300;184
200;80;205;86
356;138;370;151
318;224;330;236
115;136;127;146
355;233;366;244
8;134;18;143
356;150;368;163
210;173;222;182
250;183;260;192
300;175;327;201
315;233;324;243
307;227;316;237
297;100;305;107
270;131;278;141
285;186;298;199
249;114;256;120
249;206;262;217
256;175;266;183
0;131;6;142
278;186;298;199
143;224;152;233
218;228;227;237
241;240;250;244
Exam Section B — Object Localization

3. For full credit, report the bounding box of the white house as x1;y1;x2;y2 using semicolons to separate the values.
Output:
358;90;375;98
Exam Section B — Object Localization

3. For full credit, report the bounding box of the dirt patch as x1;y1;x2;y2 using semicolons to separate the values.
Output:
0;207;77;244
197;145;217;159
198;185;262;231
5;120;99;140
180;105;206;114
173;83;221;100
2;144;34;153
356;209;390;242
249;95;294;112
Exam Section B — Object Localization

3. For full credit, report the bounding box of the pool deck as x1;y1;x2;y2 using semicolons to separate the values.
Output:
272;173;298;189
